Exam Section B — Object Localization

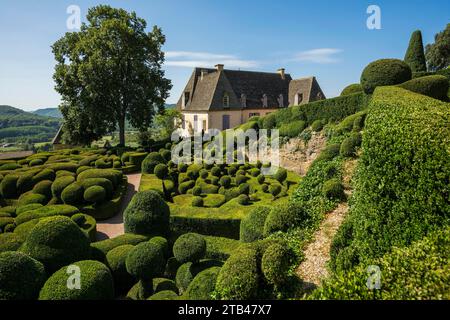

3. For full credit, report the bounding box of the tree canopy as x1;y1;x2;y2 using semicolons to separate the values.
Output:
53;5;172;146
425;23;450;71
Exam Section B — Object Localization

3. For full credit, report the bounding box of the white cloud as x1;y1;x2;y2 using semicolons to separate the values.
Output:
164;51;259;69
292;48;343;64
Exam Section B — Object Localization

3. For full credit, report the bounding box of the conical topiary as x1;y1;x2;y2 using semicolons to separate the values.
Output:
404;30;427;72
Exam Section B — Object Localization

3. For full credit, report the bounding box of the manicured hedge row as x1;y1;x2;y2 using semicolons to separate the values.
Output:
170;216;241;240
330;87;450;273
398;75;449;101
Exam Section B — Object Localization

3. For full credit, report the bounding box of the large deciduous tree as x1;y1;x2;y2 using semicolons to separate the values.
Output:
404;30;427;73
53;5;172;146
425;23;450;71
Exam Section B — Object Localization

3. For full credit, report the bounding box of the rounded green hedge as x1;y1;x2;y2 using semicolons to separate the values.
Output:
311;119;325;132
124;190;170;236
191;196;204;207
17;192;47;206
61;182;84;205
340;83;363;96
148;290;178;300
80;178;113;199
219;175;231;188
154;163;168;179
192;186;202;196
274;168;288;183
126;241;166;280
21;216;91;272
142;152;165;174
149;236;169;259
0;251;46;300
178;180;195;194
51;176;75;199
106;244;135;292
360;59;412;94
237;194;249;205
153;277;178;293
340;132;362;157
261;243;293;286
32;169;56;184
0;175;18;198
84;185;106;203
317;143;341;162
215;247;259;300
32;180;53;199
39;260;114;300
398;75;449;101
173;233;206;264
185;266;221;300
0;232;23;253
264;202;305;236
322;178;346;201
240;206;271;242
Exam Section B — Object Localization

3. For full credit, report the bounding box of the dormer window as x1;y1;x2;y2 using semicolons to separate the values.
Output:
182;91;190;109
223;93;230;108
294;92;303;105
261;94;268;108
277;94;284;108
240;94;247;108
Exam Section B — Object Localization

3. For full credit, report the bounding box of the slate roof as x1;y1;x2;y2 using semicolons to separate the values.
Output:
177;68;294;111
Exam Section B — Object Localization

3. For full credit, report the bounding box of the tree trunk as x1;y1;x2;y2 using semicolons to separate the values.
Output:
118;117;125;147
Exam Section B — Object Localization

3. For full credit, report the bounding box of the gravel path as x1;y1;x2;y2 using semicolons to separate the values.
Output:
95;173;141;241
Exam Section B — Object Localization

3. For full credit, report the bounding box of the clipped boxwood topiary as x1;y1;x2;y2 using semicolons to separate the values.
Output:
264;202;307;236
341;83;363;96
17;193;47;206
154;163;168;179
311;119;325;132
149;236;169;259
61;182;84;205
322;178;346;201
192;196;204;207
237;194;249;205
274;168;288;184
106;244;135;292
340;132;362;157
0;175;19;198
124;190;170;236
192;186;202;196
219;175;231;188
404;30;427;73
21;216;91;272
0;251;46;300
211;166;221;177
316;143;341;162
51;175;75;199
185;266;221;300
178;180;195;194
215;247;259;300
153;277;178;293
39;260;114;300
360;59;412;94
173;233;206;264
240;206;271;243
32;180;53;199
84;185;106;203
261;242;293;286
32;168;56;184
148;290;178;300
80;178;113;199
77;169;123;188
398;75;449;101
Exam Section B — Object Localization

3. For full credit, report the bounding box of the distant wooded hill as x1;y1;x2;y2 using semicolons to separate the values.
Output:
0;105;61;144
32;108;62;118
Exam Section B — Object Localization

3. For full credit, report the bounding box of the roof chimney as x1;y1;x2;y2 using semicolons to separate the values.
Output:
200;69;208;80
215;64;224;72
277;68;286;80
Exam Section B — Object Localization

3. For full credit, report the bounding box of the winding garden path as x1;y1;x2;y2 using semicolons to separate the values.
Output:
296;159;357;292
96;173;141;240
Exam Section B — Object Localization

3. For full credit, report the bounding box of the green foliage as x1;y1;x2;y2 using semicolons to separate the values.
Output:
0;174;18;198
173;233;206;264
262;113;277;129
331;87;450;272
61;182;84;205
322;179;346;201
126;241;166;280
39;260;114;300
191;196;204;207
313;227;450;300
215;247;259;300
340;83;363;96
91;233;148;261
425;23;450;71
316;143;340;162
274;168;288;183
219;175;231;188
154;163;168;179
83;185;106;203
17;192;47;206
185;267;221;300
0;251;46;300
51;175;75;199
77;168;122;188
21;216;91;272
124;190;170;236
32;180;53;199
268;184;281;198
339;132;362;157
279;120;306;138
264;202;308;236
0;233;23;253
360;59;412;94
148;290;178;300
404;30;427;72
80;178;113;199
192;186;202;196
311;119;324;132
240;206;271;243
398;75;449;101
261;243;293;286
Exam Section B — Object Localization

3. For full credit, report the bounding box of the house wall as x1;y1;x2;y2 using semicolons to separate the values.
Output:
208;110;242;131
241;109;277;122
181;112;209;136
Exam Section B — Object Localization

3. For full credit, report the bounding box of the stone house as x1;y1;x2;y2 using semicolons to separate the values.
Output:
176;64;325;135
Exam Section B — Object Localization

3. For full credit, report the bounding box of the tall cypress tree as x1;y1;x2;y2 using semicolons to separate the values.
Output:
404;30;427;72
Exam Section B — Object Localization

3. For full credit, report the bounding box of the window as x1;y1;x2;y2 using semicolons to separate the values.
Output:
222;115;230;130
249;112;260;117
278;94;284;108
194;115;198;132
294;93;303;105
202;120;207;131
182;114;185;129
182;92;190;109
261;94;268;108
223;93;230;108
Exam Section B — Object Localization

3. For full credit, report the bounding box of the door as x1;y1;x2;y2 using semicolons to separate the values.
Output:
222;115;230;130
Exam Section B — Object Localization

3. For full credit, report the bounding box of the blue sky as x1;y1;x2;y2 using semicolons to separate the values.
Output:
0;0;448;111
